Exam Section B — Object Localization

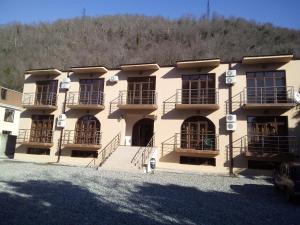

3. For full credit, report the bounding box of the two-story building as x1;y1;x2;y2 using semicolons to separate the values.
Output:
0;86;22;136
15;54;300;173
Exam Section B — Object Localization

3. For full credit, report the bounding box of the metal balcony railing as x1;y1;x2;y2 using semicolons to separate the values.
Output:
62;129;102;146
175;133;219;151
175;88;219;104
118;90;157;105
67;91;105;106
17;129;53;144
243;86;294;105
22;92;57;106
247;135;297;154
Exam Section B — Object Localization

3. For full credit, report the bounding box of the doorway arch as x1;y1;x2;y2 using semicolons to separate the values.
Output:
132;118;154;146
75;115;101;145
180;116;216;150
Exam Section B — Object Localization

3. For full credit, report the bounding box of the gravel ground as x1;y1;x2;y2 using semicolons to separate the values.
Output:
0;160;299;225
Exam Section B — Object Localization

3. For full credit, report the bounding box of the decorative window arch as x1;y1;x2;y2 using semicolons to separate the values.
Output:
180;116;216;150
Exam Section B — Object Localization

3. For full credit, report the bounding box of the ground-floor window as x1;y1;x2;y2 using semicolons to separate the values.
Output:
27;148;50;155
71;150;98;158
248;160;279;170
180;156;216;166
2;130;12;135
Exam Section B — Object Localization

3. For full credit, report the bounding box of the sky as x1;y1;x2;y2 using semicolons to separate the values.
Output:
0;0;299;29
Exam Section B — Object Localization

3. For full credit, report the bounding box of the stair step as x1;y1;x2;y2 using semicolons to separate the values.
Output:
100;146;143;172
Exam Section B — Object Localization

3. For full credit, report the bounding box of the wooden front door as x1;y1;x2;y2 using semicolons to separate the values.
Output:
75;115;100;145
30;115;54;143
181;116;215;150
79;79;104;105
35;81;58;105
182;74;215;104
127;77;155;104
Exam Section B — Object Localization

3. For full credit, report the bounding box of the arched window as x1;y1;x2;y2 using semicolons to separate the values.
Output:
181;116;216;150
75;115;101;145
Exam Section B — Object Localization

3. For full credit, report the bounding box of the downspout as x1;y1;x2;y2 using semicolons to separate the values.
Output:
228;63;234;176
57;72;69;163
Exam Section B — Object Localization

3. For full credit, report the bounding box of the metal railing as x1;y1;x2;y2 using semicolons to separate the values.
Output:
67;91;104;106
231;135;298;155
22;92;57;106
175;88;219;104
246;135;297;154
244;86;294;104
131;134;155;168
17;129;53;144
62;129;102;146
118;90;157;105
175;133;219;151
95;132;121;169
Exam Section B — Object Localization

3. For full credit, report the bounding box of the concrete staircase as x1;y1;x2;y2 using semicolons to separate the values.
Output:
100;146;142;172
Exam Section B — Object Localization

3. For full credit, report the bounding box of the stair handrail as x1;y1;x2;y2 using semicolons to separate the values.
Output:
141;135;155;168
131;134;155;166
95;132;121;169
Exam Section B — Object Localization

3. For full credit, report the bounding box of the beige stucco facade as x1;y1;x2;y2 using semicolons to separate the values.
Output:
15;56;300;173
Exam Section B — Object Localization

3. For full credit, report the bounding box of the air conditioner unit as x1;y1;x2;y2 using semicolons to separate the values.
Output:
57;120;65;128
58;114;66;121
109;75;119;83
226;76;236;84
60;77;71;90
226;70;236;77
226;114;237;123
226;122;237;131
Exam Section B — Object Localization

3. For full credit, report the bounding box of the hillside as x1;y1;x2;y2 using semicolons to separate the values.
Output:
0;15;300;90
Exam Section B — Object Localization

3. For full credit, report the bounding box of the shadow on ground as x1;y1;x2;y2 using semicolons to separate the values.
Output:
0;178;299;225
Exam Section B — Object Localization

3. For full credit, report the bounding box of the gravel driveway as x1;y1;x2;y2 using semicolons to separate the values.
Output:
0;160;299;225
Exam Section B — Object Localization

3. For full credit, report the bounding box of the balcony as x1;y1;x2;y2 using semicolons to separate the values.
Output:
232;135;298;161
17;129;54;148
174;89;219;110
22;92;57;110
161;133;219;157
62;130;102;150
241;86;295;109
66;91;105;110
245;135;297;161
117;90;157;110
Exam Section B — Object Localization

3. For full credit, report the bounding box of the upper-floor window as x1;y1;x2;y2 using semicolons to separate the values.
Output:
127;77;156;104
1;88;7;100
246;71;286;88
35;80;58;106
181;74;215;104
246;71;287;104
4;109;14;122
79;79;104;105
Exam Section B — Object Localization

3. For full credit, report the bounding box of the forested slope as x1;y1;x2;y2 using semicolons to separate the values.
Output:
0;15;299;90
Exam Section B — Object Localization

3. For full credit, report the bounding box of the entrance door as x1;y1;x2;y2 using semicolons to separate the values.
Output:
30;115;54;143
132;118;154;146
75;115;101;145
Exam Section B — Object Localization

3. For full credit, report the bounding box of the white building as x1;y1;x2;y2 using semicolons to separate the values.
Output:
0;86;23;136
